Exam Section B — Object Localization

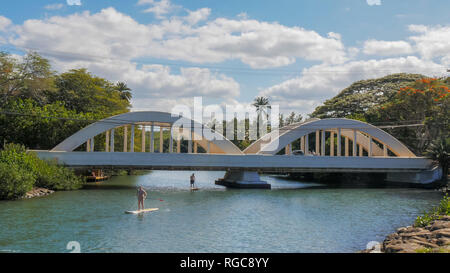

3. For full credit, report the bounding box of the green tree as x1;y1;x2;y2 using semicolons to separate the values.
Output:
285;111;303;125
252;96;271;138
311;73;426;119
425;138;449;181
51;68;130;116
0;98;99;150
0;51;56;106
115;82;133;101
367;77;449;154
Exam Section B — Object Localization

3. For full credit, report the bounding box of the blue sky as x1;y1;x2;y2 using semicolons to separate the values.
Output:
0;0;449;116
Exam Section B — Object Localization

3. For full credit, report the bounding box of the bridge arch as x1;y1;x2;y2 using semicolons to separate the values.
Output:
246;118;416;157
51;111;243;155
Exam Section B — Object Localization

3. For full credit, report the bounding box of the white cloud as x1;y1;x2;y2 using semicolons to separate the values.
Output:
327;32;341;40
237;12;249;20
366;0;381;6
137;0;178;19
261;56;445;116
50;57;240;112
45;3;64;10
408;24;450;60
10;7;348;69
0;16;11;32
184;8;211;25
363;40;414;56
67;0;81;6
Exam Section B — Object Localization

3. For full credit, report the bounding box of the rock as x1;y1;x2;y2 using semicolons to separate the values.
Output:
430;220;449;231
431;228;450;238
408;238;440;249
436;238;450;246
22;187;54;199
384;242;423;253
399;230;431;239
396;227;409;233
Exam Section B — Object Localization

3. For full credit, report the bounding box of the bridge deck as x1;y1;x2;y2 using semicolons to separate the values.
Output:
33;151;433;173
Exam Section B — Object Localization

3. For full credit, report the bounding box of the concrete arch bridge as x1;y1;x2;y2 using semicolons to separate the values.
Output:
34;111;442;188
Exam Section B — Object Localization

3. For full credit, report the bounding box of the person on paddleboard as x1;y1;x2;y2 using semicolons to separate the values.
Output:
137;186;147;211
190;173;196;189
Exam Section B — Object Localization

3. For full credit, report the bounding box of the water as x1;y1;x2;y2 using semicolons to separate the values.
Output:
0;171;443;253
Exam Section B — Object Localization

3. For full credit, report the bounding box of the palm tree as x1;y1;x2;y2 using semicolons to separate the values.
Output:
252;96;271;138
115;82;132;101
425;138;449;183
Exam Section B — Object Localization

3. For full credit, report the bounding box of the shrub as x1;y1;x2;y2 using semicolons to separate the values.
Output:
0;143;84;199
415;194;450;227
0;162;35;200
34;160;83;190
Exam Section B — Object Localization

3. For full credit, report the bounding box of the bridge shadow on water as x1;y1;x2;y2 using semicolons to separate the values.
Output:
267;173;441;190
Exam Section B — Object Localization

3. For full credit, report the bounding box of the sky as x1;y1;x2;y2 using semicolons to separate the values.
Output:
0;0;449;117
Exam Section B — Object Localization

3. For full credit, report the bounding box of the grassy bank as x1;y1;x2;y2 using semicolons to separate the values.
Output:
0;143;83;200
415;193;450;227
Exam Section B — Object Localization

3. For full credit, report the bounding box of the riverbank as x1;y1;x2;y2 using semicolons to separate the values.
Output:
363;215;450;253
23;187;55;199
0;143;83;200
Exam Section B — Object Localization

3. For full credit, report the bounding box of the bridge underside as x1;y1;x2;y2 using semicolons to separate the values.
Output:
34;151;432;173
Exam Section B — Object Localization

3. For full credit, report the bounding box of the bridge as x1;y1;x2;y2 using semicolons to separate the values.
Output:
33;111;442;188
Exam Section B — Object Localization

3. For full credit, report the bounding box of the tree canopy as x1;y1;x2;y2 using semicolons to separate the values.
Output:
311;73;449;155
0;51;132;150
311;73;427;119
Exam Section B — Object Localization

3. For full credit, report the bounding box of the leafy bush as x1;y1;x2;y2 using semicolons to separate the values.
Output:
0;143;84;199
415;194;450;227
0;162;35;200
34;159;83;190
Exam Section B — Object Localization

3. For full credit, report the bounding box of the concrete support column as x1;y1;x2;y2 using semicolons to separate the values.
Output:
159;127;163;153
345;136;349;157
330;132;334;156
383;144;388;157
141;126;145;152
368;136;373;157
353;129;357;157
123;126;128;152
315;130;320;155
359;144;363;157
150;125;154;153
194;142;198;154
90;138;94;152
105;130;110;152
110;128;115;152
300;136;305;153
188;124;193;154
86;139;90;152
130;125;135;153
177;127;181;153
321;130;325;156
305;134;309;155
285;144;289;155
337;128;341;156
169;126;173;153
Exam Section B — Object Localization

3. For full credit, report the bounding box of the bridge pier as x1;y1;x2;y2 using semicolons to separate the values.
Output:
215;171;271;189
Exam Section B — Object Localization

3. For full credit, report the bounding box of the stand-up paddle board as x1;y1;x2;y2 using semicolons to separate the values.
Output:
191;188;199;191
125;208;159;214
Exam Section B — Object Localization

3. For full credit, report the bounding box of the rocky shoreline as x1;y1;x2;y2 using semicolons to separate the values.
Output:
23;187;55;199
363;215;450;253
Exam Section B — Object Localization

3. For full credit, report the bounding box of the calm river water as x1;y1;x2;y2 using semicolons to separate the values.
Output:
0;171;443;253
